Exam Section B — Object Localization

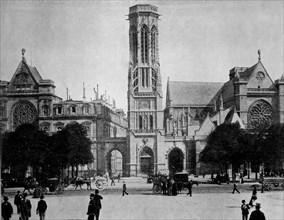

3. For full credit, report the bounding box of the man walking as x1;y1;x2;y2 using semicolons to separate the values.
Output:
36;195;47;220
87;190;103;220
122;181;128;196
2;196;13;220
14;191;22;214
232;183;240;194
20;193;32;220
249;203;266;220
241;199;250;220
187;180;193;196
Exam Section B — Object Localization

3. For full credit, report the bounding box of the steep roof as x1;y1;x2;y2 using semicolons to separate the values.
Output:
168;81;224;106
239;63;258;80
27;65;42;82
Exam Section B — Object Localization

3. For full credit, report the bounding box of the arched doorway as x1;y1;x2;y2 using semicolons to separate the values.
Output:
110;150;123;177
140;147;154;175
168;148;184;174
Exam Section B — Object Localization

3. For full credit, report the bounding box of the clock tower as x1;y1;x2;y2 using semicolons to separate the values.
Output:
127;4;164;176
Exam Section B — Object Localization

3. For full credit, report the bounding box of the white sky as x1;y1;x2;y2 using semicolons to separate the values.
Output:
1;0;283;112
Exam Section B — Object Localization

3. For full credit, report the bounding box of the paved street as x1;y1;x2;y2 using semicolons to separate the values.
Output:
2;179;284;220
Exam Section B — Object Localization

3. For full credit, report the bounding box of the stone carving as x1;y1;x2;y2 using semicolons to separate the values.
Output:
14;73;30;84
142;137;148;145
13;101;37;127
248;100;274;129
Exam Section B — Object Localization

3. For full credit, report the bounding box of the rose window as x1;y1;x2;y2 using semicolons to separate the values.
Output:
13;101;37;127
248;100;274;129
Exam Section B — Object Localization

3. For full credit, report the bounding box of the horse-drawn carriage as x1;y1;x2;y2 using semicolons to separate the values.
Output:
33;178;64;197
259;177;284;191
23;177;65;197
150;174;167;194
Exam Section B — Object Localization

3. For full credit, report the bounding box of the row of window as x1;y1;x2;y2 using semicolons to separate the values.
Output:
41;105;91;116
41;123;91;136
138;115;154;130
132;68;157;92
130;25;158;65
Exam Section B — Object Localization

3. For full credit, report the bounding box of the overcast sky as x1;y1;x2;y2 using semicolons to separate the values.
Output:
1;0;283;112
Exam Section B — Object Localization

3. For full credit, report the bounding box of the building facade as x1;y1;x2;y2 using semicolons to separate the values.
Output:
0;50;128;176
1;4;283;178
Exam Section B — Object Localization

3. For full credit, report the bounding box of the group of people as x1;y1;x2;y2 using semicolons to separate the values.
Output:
1;191;47;220
241;200;266;220
161;178;194;196
240;185;266;220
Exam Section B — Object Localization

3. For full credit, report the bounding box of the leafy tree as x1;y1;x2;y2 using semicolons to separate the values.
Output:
62;122;94;177
199;123;246;171
44;130;69;179
2;123;49;180
247;123;284;171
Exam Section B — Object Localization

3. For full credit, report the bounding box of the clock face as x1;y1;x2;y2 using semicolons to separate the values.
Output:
140;100;149;109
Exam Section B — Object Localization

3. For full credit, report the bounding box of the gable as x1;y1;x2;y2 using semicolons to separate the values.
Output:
246;62;276;89
8;60;42;91
195;114;215;136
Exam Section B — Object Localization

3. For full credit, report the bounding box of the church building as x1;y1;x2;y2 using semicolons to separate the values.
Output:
1;4;283;178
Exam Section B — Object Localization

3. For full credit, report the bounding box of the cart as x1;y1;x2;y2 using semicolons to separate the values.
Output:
151;174;167;194
259;177;284;191
48;178;64;194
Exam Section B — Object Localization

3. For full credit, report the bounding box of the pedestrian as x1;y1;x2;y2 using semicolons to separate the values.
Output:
2;196;13;220
36;195;47;220
172;180;178;196
241;199;250;220
249;203;266;220
111;178;115;186
20;193;32;220
162;181;167;195
14;190;22;214
187;180;192;196
122;181;128;196
249;186;257;206
87;190;103;220
167;177;172;196
117;173;120;182
232;183;240;194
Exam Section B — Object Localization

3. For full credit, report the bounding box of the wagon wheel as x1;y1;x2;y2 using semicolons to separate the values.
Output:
56;184;64;194
152;184;161;194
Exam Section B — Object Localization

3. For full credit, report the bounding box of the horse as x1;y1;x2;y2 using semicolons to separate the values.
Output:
23;177;39;195
74;177;92;190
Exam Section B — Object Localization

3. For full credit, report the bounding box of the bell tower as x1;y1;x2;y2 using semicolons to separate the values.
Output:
127;4;164;176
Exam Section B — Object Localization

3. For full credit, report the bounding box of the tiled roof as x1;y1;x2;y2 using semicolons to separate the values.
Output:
168;81;224;106
27;64;42;82
239;63;258;80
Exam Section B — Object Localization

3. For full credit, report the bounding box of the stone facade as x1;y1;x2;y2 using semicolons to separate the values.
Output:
0;51;128;176
1;4;283;178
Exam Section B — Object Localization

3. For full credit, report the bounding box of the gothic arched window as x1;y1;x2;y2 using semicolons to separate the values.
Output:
141;25;149;64
133;69;139;92
151;26;157;63
150;115;153;129
130;26;138;65
42;105;49;116
152;69;157;91
139;115;143;129
248;99;274;129
144;115;148;129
